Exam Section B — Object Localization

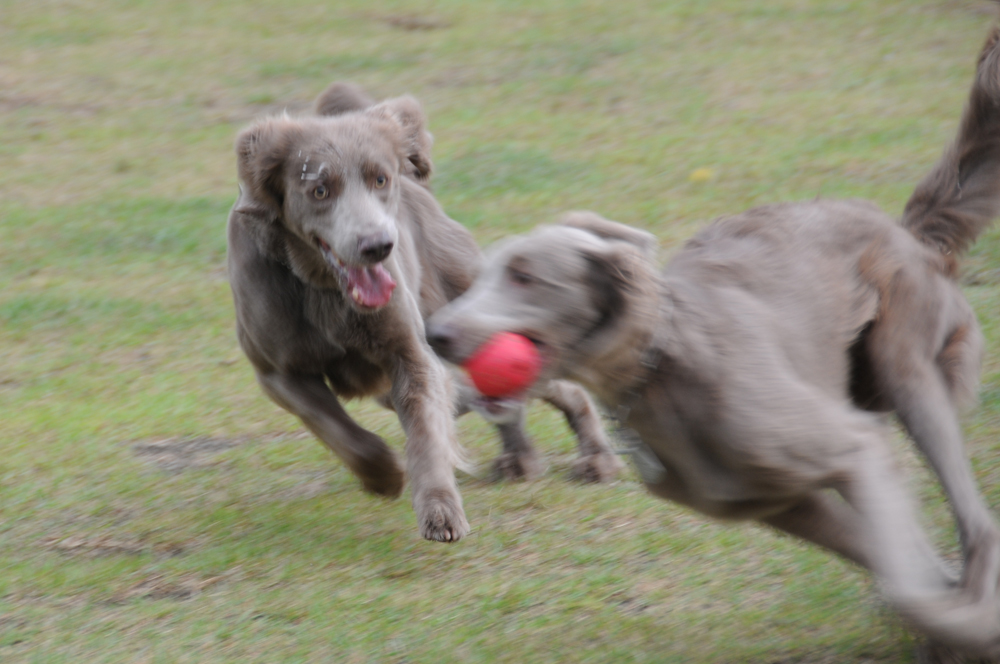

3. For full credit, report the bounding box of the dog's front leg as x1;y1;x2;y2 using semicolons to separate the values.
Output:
542;380;623;483
450;374;545;481
389;343;470;543
492;407;545;481
256;371;405;497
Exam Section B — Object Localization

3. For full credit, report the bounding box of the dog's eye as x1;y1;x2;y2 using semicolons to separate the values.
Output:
314;185;329;200
374;174;387;189
509;268;535;286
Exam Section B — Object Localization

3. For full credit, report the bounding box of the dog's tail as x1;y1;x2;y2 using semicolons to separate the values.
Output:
902;26;1000;276
314;82;375;116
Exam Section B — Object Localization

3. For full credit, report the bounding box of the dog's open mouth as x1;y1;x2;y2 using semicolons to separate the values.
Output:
314;236;396;309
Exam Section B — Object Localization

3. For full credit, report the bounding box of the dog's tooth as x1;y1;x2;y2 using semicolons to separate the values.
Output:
352;286;361;302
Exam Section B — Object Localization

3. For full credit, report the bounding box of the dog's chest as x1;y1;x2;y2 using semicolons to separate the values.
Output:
300;286;409;395
625;381;762;507
630;422;745;500
305;286;387;346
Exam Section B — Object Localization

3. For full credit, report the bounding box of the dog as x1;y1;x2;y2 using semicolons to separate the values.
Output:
227;84;621;542
427;27;1000;656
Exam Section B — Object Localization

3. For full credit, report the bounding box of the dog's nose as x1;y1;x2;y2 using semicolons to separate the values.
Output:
358;233;394;263
426;323;457;360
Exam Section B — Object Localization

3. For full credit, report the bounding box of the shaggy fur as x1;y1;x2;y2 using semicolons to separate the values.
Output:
227;85;620;542
427;28;1000;656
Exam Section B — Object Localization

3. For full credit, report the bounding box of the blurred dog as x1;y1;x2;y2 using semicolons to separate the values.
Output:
227;84;620;542
428;27;1000;655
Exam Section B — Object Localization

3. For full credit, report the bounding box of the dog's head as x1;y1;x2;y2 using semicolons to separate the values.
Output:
233;93;433;311
427;212;660;403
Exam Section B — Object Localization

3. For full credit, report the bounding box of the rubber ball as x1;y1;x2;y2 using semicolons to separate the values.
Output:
462;332;542;398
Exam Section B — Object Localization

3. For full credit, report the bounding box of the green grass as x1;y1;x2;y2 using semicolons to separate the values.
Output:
2;0;999;661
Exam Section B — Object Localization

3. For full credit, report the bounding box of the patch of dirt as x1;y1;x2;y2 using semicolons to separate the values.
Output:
108;573;225;603
0;376;22;391
132;436;239;472
377;13;451;31
0;615;28;630
249;610;304;624
0;92;103;116
277;472;332;501
607;591;650;616
39;534;188;558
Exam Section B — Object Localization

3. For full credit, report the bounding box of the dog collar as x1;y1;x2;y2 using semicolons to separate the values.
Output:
607;281;678;484
609;344;668;485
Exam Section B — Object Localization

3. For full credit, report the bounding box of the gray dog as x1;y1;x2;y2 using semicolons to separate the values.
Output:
227;84;620;542
428;27;1000;657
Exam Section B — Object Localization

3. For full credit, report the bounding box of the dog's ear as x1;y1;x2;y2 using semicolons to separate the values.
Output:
559;211;657;258
577;239;660;359
580;241;647;337
368;95;433;181
314;82;375;116
234;117;299;211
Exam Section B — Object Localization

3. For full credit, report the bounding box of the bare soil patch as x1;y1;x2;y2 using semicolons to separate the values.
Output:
377;13;451;31
39;534;188;558
109;573;226;603
131;436;239;472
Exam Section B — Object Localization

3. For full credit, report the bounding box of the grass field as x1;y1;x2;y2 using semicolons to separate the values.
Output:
2;0;1000;661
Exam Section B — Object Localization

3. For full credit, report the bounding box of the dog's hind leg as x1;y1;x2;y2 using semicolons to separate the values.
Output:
734;376;982;650
256;371;405;498
542;380;624;483
837;430;1000;657
902;375;999;576
887;366;1000;617
762;491;874;569
762;490;959;587
866;311;1000;611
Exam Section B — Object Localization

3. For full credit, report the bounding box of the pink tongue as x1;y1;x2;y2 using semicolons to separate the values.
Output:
345;263;396;308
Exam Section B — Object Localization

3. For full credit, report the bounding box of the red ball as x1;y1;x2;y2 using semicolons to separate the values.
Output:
462;332;542;398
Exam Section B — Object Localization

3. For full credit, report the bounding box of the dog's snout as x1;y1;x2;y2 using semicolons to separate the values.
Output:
427;323;457;360
358;233;394;263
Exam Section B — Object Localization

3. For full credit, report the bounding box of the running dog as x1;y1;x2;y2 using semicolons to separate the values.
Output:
227;84;620;542
427;27;1000;656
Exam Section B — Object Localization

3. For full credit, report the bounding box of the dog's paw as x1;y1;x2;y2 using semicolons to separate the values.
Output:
571;452;625;483
965;524;1000;598
356;447;406;499
492;451;545;482
415;487;470;543
915;641;978;664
